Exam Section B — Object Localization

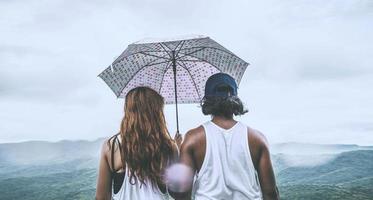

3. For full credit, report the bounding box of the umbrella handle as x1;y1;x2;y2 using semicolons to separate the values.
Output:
172;51;180;134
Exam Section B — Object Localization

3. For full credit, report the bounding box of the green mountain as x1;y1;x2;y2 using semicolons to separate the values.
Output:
0;139;103;166
271;142;373;155
275;150;373;200
0;169;96;200
277;150;373;185
0;140;372;200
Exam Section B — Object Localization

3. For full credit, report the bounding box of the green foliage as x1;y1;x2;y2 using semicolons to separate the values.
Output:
279;184;373;200
277;150;373;185
276;150;373;200
0;169;97;200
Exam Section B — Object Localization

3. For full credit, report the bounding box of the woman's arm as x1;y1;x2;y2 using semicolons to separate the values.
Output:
96;141;112;200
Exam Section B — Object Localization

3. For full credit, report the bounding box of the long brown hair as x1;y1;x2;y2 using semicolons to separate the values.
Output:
119;87;176;187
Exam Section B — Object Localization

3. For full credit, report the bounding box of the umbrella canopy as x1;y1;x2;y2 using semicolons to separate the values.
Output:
99;35;248;103
98;35;249;133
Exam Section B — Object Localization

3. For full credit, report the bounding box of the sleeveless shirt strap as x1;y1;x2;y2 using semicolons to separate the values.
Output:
110;135;117;173
115;135;126;170
115;135;122;153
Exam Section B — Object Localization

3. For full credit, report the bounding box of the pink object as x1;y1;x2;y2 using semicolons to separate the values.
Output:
164;163;194;192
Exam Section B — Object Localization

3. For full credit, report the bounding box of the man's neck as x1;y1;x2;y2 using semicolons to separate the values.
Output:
211;116;237;130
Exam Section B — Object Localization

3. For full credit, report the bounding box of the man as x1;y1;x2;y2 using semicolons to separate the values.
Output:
176;73;279;200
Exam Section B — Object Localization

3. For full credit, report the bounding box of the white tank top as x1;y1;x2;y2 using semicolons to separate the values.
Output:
192;121;262;200
112;168;172;200
111;134;172;200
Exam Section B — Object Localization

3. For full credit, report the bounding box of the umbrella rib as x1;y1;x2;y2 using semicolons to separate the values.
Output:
139;50;169;53
178;58;228;71
175;47;207;59
116;59;171;97
159;43;172;58
138;51;170;60
177;59;200;62
177;46;243;62
138;43;157;52
173;40;184;52
175;47;206;60
158;61;172;94
174;41;186;57
137;43;171;53
177;60;202;100
98;71;121;98
178;54;249;84
114;50;168;64
177;53;223;73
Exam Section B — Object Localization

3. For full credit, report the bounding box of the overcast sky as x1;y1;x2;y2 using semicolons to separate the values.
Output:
0;0;372;145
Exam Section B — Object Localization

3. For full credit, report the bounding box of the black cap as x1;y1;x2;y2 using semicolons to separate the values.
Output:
204;73;238;98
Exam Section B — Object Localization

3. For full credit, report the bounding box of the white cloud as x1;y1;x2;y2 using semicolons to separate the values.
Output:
0;0;372;144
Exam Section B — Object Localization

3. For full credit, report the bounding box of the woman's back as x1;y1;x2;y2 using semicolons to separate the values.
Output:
113;174;170;200
109;135;172;200
96;87;177;200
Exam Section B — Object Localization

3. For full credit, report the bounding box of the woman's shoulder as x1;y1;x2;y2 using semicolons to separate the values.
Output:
101;133;121;156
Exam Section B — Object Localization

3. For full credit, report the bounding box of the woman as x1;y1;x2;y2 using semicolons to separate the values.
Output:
96;87;179;200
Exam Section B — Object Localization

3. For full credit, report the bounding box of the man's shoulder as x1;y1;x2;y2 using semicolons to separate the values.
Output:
182;125;206;150
247;126;268;146
246;126;270;166
184;125;205;141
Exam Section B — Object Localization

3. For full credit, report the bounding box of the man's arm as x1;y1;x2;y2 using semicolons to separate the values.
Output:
169;128;201;200
249;129;279;200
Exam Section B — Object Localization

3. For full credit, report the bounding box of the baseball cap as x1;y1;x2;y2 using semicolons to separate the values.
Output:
204;73;238;98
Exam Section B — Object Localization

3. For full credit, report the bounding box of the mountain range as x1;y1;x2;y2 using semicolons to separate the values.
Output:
0;139;372;200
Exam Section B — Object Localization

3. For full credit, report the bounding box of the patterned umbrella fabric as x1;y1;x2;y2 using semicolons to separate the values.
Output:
98;35;249;104
99;35;249;133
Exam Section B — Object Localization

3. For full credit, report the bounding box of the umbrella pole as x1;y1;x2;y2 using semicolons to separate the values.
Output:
171;51;180;134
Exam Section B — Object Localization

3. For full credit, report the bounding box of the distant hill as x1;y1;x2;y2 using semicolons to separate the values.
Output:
0;138;105;166
0;140;372;200
277;150;373;185
0;139;103;200
1;139;370;165
271;142;373;155
274;150;373;200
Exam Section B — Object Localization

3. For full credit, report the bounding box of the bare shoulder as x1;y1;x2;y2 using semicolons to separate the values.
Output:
180;125;206;172
100;138;112;157
247;127;270;169
184;125;205;141
101;135;119;158
181;125;205;150
248;127;269;149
